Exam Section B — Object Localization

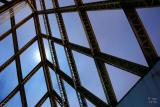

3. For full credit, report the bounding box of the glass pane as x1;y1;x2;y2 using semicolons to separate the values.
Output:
58;0;75;7
24;68;47;107
17;18;36;48
43;39;52;63
0;34;14;66
5;92;22;107
41;98;51;107
137;7;160;56
54;43;71;77
20;42;41;78
106;64;140;101
44;0;54;9
49;68;61;96
38;15;46;34
48;14;61;39
0;14;11;35
15;4;32;24
35;0;42;10
64;81;79;107
62;12;89;47
87;10;147;66
0;61;18;102
73;51;106;102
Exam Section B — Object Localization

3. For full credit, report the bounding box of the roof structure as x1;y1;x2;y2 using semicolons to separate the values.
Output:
0;0;160;107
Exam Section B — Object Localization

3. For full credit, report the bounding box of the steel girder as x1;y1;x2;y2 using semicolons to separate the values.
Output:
36;0;160;14
43;34;149;77
39;0;69;106
31;0;58;106
0;0;160;107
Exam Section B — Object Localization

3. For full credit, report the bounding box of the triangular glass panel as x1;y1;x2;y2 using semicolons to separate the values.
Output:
105;64;140;101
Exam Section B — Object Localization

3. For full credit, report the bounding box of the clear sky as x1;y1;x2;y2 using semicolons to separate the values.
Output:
0;0;160;107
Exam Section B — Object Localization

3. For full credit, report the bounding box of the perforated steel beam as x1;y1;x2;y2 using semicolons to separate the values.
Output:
43;35;149;77
36;0;160;15
47;60;109;107
39;0;69;106
52;0;88;106
0;0;159;107
31;0;58;106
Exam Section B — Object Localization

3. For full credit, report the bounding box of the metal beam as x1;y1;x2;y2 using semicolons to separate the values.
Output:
0;36;37;72
10;9;28;107
52;0;88;106
47;60;109;107
74;0;117;105
31;0;57;106
122;6;159;67
35;92;49;107
43;34;149;77
0;62;42;106
0;13;33;41
35;89;63;107
36;0;160;15
39;0;69;106
0;0;24;13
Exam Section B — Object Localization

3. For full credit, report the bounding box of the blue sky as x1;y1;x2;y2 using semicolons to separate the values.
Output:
0;0;160;107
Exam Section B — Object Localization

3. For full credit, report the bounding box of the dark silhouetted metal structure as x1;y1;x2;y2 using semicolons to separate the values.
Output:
0;0;160;107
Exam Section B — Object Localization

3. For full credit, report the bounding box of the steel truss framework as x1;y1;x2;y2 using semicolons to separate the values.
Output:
0;0;160;107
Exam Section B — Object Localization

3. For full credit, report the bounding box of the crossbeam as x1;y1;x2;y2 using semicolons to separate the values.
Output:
43;35;149;77
36;0;160;15
47;60;109;107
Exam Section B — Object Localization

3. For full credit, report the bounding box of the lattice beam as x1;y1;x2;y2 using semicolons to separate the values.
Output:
36;0;160;15
43;35;149;77
47;60;109;107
